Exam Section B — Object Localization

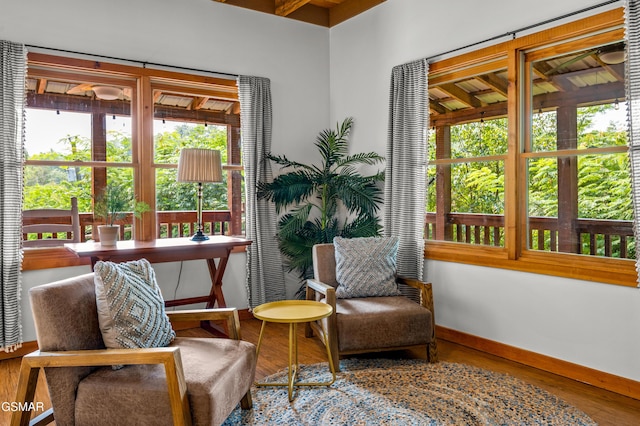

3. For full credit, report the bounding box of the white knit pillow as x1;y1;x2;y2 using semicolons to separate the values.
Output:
334;236;401;299
94;259;175;353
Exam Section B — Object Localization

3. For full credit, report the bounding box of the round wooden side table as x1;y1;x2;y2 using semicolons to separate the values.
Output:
253;300;336;401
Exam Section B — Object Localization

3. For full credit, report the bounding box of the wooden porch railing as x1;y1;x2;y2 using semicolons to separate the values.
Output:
425;212;635;259
24;210;235;244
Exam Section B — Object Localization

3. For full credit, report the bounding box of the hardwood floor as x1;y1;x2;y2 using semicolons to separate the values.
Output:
2;318;639;425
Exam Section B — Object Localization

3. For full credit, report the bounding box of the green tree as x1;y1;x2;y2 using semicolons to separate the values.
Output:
24;124;231;213
155;125;229;211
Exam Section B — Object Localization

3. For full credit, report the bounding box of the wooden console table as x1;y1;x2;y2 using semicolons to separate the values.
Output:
65;236;251;310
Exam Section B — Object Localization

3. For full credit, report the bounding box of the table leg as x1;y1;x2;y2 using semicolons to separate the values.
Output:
288;323;296;401
255;319;336;400
255;320;267;359
205;250;230;309
203;252;230;336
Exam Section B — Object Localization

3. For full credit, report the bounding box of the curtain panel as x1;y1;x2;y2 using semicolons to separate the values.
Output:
0;40;26;352
237;76;286;308
625;0;640;286
385;59;429;296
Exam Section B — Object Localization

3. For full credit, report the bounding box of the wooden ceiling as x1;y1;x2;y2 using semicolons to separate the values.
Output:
429;43;626;127
212;0;386;27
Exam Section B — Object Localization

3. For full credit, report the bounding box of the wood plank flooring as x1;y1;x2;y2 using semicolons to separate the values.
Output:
2;318;639;425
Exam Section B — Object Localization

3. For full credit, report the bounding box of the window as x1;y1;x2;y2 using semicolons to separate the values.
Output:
426;8;635;286
524;45;632;258
427;62;508;247
23;54;243;270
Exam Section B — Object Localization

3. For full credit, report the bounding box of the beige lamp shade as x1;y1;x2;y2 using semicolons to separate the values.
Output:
177;148;223;183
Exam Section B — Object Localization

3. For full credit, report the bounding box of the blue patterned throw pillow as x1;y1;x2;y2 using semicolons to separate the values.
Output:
334;236;401;299
94;258;175;354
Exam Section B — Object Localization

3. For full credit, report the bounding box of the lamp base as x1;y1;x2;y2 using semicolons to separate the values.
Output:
190;230;210;241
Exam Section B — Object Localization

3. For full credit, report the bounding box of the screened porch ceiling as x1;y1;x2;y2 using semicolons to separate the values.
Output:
430;42;626;126
25;68;240;127
25;41;625;128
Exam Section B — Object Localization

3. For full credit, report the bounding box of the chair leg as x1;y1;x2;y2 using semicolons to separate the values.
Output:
427;340;438;363
330;340;340;372
240;391;252;410
304;322;314;338
11;358;42;426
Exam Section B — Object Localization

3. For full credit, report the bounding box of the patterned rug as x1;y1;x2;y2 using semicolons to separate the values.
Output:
222;359;596;425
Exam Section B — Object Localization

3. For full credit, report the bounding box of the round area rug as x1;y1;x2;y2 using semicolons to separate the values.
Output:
222;359;596;425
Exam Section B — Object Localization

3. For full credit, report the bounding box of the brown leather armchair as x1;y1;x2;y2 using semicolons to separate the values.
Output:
305;243;437;371
12;273;256;426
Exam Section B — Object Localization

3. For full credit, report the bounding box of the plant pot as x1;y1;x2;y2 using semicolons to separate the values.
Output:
98;225;120;247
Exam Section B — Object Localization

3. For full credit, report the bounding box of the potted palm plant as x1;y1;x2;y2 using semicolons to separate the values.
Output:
94;184;149;246
257;117;385;296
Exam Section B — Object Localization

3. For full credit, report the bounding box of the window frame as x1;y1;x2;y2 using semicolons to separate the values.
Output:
22;53;244;270
425;8;636;287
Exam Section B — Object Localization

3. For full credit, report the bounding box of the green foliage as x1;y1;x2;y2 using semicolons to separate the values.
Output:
257;117;385;282
94;183;149;225
429;106;632;220
427;103;634;258
24;124;230;214
155;125;229;211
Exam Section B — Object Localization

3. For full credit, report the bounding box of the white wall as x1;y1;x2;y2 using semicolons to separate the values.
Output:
329;0;640;382
1;0;331;340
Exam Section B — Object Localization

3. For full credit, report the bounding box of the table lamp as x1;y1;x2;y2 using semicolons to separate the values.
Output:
177;148;223;241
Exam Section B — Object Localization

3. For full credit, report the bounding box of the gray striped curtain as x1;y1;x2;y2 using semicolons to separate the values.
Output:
238;76;286;308
0;40;26;352
385;59;429;296
626;0;640;286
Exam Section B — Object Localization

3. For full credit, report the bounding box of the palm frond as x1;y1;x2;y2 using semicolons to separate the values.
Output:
333;175;383;216
257;171;316;213
315;117;353;168
340;215;382;239
369;170;385;182
278;220;326;278
311;216;340;244
336;152;384;168
277;204;314;239
266;153;315;172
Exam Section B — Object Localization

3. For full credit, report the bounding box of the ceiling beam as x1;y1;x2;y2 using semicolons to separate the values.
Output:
191;97;210;110
329;0;386;27
431;81;624;126
36;79;47;95
212;0;385;27
430;100;448;115
26;92;240;127
276;0;311;16
475;73;508;98
439;83;484;109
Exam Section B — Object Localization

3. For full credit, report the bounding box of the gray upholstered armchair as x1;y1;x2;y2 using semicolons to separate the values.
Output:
12;273;256;426
305;243;437;371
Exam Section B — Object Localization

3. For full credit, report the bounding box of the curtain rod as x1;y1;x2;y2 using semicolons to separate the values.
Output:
24;44;239;79
424;0;622;62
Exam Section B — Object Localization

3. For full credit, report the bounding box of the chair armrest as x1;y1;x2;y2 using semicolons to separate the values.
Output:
167;308;242;340
12;348;191;426
21;347;181;368
306;278;334;296
396;276;435;314
306;279;336;308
